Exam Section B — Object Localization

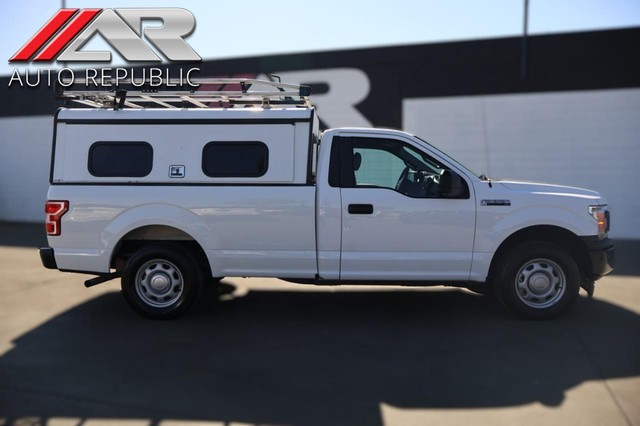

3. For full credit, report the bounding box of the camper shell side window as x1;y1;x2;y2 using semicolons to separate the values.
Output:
88;142;153;178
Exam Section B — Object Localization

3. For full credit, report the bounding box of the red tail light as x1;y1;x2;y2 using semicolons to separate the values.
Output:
45;200;68;236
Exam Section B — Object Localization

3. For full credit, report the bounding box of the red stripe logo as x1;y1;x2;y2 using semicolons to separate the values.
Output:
33;9;101;62
9;9;84;62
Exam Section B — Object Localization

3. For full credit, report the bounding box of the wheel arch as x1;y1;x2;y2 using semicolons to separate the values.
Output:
488;225;592;286
99;203;216;278
110;224;212;280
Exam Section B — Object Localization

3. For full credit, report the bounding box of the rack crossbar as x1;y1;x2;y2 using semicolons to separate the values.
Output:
57;78;313;109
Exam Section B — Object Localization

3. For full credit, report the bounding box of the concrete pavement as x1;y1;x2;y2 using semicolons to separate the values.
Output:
0;225;638;426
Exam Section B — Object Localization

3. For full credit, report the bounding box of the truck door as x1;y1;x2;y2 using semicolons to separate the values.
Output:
334;135;476;281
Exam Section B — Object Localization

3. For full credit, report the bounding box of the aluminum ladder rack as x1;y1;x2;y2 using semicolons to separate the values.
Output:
56;78;313;110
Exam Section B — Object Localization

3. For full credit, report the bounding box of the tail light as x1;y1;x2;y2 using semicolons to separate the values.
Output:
45;200;68;236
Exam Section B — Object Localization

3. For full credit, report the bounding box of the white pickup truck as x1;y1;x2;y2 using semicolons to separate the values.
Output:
40;79;614;319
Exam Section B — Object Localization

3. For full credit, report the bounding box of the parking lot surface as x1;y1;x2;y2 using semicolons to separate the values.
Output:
0;224;638;426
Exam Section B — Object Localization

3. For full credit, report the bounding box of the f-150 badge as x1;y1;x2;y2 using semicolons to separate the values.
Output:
481;199;511;206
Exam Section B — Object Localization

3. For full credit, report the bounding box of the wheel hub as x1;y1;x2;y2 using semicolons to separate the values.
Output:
149;273;171;293
134;259;184;308
515;258;566;309
529;273;551;293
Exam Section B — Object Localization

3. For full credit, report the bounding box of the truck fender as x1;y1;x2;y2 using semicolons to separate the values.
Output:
101;203;214;270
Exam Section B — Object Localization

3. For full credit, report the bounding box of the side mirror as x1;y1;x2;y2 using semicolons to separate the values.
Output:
439;170;469;199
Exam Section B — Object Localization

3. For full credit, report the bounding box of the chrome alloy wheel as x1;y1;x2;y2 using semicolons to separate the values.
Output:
514;258;566;309
135;259;184;308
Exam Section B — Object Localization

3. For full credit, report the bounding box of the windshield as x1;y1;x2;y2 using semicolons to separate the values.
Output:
413;135;481;178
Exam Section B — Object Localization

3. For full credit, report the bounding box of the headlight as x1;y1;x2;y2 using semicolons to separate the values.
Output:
588;205;609;239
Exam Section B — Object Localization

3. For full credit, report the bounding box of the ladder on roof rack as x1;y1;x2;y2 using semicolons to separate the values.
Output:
56;78;313;109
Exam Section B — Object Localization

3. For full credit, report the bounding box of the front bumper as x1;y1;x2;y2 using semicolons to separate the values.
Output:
581;236;615;280
39;247;58;269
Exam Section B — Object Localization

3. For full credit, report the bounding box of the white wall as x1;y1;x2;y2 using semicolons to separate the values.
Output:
0;115;52;223
404;88;640;239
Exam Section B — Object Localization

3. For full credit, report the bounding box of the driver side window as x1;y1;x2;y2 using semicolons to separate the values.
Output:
353;148;405;189
347;137;468;199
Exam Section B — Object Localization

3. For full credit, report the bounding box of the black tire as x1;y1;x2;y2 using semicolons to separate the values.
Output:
121;243;203;319
493;242;580;320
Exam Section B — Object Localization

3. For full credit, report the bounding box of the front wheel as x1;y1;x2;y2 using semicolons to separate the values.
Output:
121;243;203;319
494;242;580;320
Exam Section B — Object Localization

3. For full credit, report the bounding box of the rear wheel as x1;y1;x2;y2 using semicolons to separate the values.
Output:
494;242;580;320
121;243;203;319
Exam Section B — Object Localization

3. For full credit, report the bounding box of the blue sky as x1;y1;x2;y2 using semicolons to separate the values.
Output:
2;0;640;75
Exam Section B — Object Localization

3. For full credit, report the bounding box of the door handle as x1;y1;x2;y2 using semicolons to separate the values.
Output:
348;204;374;214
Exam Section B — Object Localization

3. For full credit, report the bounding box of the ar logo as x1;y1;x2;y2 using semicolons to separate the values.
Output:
10;8;201;63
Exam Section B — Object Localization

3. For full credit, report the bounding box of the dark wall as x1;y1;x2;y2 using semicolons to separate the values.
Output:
2;27;639;129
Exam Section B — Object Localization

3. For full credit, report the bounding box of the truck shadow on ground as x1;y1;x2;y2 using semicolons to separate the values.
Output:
1;284;639;426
